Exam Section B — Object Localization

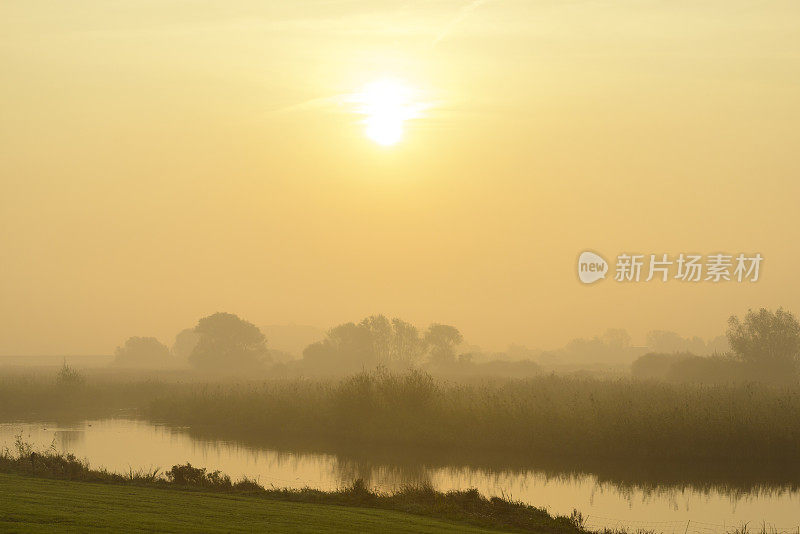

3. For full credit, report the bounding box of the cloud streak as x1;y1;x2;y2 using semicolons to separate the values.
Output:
433;0;494;46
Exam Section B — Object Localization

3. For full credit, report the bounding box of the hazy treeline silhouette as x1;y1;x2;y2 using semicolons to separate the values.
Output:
302;317;455;373
105;310;741;378
99;306;799;383
109;312;542;377
633;308;800;384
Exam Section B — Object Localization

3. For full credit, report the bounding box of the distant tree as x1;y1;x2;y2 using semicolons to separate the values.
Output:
172;328;200;361
727;308;800;380
602;328;631;349
189;313;269;372
360;315;393;364
666;354;745;384
558;328;637;365
706;335;730;355
646;331;686;353
505;344;541;362
326;321;375;369
390;318;426;366
631;352;694;380
302;315;429;373
646;330;716;355
303;318;379;373
424;324;463;365
114;337;171;368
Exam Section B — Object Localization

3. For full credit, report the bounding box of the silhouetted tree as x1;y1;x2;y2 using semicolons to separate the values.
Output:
424;324;463;365
360;315;393;364
646;330;724;355
113;337;171;368
727;308;800;380
602;328;631;349
390;318;426;366
302;315;428;373
172;328;200;361
189;313;269;372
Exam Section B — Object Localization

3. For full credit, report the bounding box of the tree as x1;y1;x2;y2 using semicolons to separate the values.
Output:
390;318;426;366
646;330;717;354
172;328;200;361
602;328;631;349
302;315;428;373
359;315;393;364
646;330;685;353
424;324;463;365
189;313;269;372
727;308;800;380
113;337;171;368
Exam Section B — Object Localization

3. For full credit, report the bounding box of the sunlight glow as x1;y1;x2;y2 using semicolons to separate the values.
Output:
350;79;426;146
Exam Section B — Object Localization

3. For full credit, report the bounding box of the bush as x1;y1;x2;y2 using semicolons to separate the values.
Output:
666;355;747;383
166;463;232;488
56;361;85;388
631;352;693;380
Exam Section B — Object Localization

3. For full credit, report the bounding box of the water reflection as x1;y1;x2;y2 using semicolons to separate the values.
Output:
53;429;84;451
1;419;798;529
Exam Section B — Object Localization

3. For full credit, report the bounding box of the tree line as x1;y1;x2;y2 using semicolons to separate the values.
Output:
112;312;465;374
112;307;800;382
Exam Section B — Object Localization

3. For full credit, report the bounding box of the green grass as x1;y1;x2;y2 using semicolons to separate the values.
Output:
0;444;584;533
0;473;510;533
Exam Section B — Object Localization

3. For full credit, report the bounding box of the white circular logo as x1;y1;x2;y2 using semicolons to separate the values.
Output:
578;251;608;284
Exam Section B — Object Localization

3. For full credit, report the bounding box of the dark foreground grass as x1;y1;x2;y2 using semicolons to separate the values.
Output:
0;473;511;534
0;443;585;534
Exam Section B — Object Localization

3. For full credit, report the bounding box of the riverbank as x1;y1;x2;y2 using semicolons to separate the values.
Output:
0;473;514;533
0;444;584;534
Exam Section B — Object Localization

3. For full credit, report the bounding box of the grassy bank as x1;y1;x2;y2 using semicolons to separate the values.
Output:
147;369;800;461
0;474;514;533
0;443;585;533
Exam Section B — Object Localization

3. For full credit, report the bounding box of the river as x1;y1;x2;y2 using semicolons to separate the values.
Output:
2;419;799;533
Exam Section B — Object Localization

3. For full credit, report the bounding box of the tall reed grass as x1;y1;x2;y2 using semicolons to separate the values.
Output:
146;368;800;461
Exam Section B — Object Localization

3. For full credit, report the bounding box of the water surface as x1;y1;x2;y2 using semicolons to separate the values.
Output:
2;419;799;532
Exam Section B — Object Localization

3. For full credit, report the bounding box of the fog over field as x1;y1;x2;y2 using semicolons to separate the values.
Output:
3;1;800;532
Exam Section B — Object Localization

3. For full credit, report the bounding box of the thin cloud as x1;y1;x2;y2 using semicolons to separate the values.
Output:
433;0;494;46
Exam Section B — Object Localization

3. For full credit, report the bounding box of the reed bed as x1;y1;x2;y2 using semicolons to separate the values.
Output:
145;369;800;461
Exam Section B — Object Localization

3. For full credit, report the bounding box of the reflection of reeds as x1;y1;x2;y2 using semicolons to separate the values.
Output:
5;367;800;495
727;522;800;534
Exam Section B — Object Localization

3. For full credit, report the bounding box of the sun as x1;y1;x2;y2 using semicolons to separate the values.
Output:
351;78;425;146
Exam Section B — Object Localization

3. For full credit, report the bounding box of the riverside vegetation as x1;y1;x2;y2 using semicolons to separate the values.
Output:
0;438;587;534
4;364;800;462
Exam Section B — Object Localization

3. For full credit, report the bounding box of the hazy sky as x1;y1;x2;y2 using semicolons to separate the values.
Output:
2;1;800;355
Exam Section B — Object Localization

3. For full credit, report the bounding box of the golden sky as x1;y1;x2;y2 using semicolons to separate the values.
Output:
2;1;800;355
